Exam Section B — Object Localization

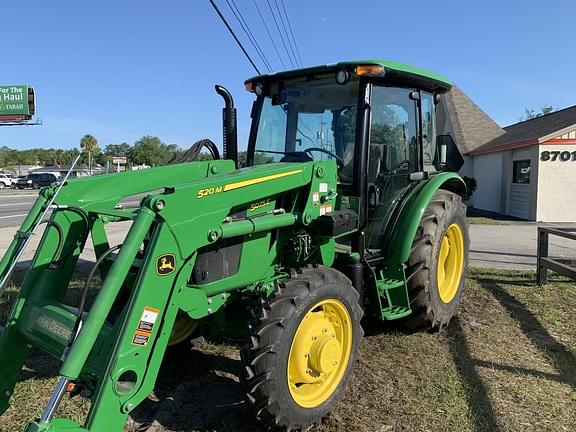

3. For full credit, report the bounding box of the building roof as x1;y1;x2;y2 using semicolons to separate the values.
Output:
469;104;576;155
444;86;506;154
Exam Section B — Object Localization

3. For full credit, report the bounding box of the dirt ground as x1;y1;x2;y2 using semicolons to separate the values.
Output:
1;268;575;432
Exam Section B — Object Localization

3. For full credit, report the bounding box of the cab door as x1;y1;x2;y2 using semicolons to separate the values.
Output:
365;86;420;251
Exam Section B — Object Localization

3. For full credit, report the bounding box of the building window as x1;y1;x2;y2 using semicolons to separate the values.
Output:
513;159;531;184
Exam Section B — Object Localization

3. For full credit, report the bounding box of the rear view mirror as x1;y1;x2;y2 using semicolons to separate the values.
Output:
435;135;464;172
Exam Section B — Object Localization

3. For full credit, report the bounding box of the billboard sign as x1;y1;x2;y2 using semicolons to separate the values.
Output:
0;86;31;116
112;156;127;164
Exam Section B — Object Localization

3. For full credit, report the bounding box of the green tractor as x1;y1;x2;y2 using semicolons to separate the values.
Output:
0;60;468;431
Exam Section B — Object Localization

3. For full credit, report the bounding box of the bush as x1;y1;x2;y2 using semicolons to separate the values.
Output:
462;176;478;201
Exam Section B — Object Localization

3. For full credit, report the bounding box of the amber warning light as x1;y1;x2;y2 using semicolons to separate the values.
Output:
354;65;386;77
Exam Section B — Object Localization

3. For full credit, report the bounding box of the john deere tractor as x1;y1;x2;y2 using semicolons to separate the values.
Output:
0;60;468;431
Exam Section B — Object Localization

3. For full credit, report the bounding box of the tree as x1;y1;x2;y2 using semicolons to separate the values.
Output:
129;136;181;167
520;105;555;121
80;134;99;175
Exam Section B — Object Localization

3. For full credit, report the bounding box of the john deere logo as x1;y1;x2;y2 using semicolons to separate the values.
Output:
156;254;175;275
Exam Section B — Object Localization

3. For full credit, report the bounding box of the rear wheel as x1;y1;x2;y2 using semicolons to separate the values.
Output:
405;190;468;329
167;311;198;346
241;266;363;430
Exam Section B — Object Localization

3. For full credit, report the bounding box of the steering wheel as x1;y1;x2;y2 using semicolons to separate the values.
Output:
302;147;344;169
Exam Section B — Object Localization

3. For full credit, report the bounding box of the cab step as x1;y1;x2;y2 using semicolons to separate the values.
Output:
375;267;412;320
380;305;412;319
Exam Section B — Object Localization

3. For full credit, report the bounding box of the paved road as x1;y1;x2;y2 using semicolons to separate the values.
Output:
0;190;144;229
0;191;38;228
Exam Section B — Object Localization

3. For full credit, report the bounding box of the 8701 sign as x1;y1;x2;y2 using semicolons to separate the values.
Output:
540;150;576;161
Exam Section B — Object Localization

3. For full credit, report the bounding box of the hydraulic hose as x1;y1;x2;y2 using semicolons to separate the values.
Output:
64;244;122;358
36;220;65;263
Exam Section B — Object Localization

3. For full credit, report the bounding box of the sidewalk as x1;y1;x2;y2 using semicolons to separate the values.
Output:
469;223;576;270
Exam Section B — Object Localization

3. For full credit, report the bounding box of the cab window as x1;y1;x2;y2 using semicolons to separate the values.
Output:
252;79;359;184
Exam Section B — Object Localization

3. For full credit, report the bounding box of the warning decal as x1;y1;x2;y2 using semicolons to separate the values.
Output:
320;205;333;216
132;331;150;346
312;192;320;206
132;306;160;346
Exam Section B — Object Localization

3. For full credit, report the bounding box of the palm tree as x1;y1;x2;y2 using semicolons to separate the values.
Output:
80;134;98;175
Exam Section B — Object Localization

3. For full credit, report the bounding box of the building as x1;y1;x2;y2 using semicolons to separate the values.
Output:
30;165;100;178
442;88;576;222
3;164;43;176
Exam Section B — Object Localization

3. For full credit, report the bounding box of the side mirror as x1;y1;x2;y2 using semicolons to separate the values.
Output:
435;135;464;172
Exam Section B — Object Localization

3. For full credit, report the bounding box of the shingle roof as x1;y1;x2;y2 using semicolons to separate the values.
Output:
469;104;576;154
443;86;505;154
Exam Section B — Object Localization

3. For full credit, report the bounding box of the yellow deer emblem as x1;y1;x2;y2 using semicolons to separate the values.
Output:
156;254;176;275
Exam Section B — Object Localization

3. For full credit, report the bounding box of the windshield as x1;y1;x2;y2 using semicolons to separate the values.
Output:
252;79;359;183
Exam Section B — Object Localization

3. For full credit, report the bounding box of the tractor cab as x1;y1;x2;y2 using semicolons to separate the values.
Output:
244;60;462;255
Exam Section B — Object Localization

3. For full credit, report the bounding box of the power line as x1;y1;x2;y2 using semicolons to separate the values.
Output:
296;0;312;64
225;0;273;72
252;0;286;70
265;0;295;68
279;0;303;67
273;0;299;68
208;0;261;74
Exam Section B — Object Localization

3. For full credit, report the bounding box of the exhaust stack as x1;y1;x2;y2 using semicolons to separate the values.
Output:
215;85;238;168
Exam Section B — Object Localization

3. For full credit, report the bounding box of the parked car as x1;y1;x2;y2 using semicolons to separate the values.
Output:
0;174;12;189
16;173;59;189
15;176;28;189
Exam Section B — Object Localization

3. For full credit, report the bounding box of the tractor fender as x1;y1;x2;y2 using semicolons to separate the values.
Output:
382;172;466;265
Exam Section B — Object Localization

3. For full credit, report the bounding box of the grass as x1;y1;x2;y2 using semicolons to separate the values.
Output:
467;216;509;225
1;268;575;431
466;207;519;225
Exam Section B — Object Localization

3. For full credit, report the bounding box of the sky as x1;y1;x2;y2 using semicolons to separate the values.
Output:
2;0;576;152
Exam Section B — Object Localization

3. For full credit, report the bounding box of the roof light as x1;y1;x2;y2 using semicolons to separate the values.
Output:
254;83;263;96
355;65;386;77
335;69;350;85
245;81;254;92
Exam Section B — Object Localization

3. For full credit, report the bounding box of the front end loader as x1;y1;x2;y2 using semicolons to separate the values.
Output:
0;60;468;431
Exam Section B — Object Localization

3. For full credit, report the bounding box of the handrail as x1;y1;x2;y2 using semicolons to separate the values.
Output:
537;226;576;285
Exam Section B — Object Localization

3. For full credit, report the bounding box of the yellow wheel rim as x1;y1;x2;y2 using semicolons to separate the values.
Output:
168;312;198;346
287;299;352;408
437;223;465;303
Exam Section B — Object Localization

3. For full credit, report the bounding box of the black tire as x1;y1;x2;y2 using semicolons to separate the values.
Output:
405;190;469;329
241;266;363;431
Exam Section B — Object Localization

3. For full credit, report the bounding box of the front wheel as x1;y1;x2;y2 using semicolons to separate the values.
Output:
405;190;469;329
241;266;363;430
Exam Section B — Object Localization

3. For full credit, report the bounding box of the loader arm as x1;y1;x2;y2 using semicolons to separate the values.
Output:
0;159;344;431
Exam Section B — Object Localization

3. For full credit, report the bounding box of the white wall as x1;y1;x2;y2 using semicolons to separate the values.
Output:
536;144;576;222
471;152;503;213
